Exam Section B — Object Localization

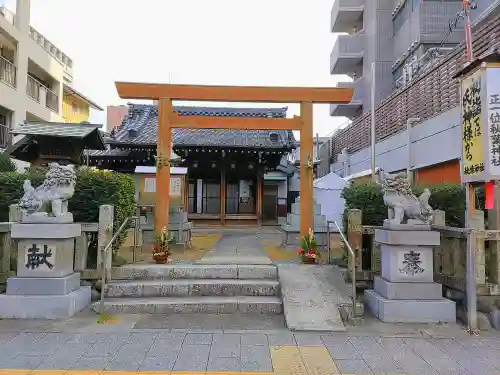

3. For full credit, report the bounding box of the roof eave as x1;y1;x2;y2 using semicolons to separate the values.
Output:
63;84;104;111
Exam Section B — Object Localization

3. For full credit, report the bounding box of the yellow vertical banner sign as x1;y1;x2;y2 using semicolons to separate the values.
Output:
461;68;485;181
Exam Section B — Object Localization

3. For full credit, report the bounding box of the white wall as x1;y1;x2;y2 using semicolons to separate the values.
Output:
1;0;64;128
331;107;461;176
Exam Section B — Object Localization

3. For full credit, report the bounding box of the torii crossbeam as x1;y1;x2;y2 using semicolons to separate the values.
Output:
115;82;353;237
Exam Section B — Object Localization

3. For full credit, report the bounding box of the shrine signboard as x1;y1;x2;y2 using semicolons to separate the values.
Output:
461;64;500;183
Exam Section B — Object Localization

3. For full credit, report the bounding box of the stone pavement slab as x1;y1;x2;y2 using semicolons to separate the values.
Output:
278;264;350;332
1;329;500;374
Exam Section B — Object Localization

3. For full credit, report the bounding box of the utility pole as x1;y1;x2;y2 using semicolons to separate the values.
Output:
461;0;479;335
370;62;376;182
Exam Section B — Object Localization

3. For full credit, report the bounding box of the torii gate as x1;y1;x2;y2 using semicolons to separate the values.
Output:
115;82;353;237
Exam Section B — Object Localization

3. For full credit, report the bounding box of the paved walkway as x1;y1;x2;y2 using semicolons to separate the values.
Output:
1;319;500;374
3;231;500;374
197;233;273;265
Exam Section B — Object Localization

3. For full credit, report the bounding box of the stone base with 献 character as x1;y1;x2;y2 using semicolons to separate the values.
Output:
0;222;91;319
364;227;456;323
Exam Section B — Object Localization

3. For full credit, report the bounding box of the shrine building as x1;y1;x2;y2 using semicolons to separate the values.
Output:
87;103;297;226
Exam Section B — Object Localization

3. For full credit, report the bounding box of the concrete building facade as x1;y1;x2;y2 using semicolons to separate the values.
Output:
0;0;100;149
329;0;494;120
325;0;500;184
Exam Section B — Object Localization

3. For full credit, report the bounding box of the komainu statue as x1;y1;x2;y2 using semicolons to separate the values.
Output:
376;169;434;226
18;163;77;223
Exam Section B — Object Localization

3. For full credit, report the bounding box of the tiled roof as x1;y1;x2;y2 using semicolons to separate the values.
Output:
108;103;296;149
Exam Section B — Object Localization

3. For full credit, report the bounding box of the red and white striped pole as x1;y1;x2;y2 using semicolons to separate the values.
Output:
463;0;474;62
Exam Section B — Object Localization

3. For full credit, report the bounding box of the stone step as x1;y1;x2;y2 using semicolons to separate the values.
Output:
112;264;278;280
105;279;280;298
94;296;283;314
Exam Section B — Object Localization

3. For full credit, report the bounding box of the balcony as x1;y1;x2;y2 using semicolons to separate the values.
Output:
330;77;365;119
26;75;59;114
331;0;364;33
29;27;73;80
330;32;364;75
0;56;16;87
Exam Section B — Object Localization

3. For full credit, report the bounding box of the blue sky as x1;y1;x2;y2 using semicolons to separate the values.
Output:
5;0;350;137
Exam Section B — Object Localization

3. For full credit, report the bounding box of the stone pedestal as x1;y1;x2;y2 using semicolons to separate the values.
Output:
0;222;91;319
281;197;333;246
364;228;456;323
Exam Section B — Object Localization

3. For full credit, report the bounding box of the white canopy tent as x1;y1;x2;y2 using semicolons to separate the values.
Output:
313;172;347;228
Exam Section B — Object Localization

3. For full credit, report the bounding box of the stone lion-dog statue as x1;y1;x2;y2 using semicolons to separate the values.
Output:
376;169;434;226
18;163;77;223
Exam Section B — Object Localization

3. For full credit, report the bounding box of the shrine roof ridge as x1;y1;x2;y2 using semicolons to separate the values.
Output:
102;103;296;149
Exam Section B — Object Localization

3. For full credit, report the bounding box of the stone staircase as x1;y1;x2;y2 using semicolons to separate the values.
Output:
94;264;282;314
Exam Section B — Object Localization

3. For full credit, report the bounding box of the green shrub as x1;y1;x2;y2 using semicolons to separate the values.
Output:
0;153;17;172
341;181;467;227
70;168;136;254
341;182;386;226
413;183;466;227
0;167;136;253
0;172;44;221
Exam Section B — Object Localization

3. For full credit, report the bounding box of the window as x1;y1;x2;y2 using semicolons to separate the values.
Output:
188;181;196;213
72;102;79;114
202;181;221;214
226;182;239;214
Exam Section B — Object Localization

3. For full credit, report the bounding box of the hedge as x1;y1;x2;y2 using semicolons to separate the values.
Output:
0;166;136;254
341;182;471;228
0;153;17;173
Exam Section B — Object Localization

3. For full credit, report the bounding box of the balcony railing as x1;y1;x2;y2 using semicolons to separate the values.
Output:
26;75;59;113
45;88;59;113
0;123;11;149
26;75;41;102
0;56;16;88
29;26;73;76
330;32;365;74
331;0;365;33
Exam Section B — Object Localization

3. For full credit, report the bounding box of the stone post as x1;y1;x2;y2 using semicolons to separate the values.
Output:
97;205;114;272
0;205;20;284
347;209;362;270
488;185;500;284
364;226;456;323
74;233;88;272
471;210;485;285
432;210;445;276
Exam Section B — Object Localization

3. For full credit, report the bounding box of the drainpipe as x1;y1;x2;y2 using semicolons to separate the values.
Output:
370;62;377;182
406;117;420;184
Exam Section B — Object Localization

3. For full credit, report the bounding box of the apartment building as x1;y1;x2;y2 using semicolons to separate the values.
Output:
329;0;493;120
0;0;101;149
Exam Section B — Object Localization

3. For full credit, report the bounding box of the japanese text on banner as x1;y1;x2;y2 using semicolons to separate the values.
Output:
462;69;485;178
487;67;500;176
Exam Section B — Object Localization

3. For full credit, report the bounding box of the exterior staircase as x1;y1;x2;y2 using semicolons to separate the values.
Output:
95;263;282;314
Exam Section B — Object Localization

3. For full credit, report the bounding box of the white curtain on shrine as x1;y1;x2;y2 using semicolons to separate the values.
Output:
313;172;347;230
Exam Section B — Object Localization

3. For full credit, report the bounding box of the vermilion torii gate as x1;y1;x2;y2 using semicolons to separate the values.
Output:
115;82;353;237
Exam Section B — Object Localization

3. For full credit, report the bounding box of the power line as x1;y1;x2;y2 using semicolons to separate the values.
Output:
407;1;478;82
